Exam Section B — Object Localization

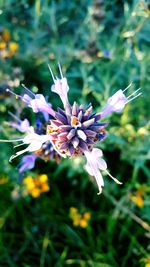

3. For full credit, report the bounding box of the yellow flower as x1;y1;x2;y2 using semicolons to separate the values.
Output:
2;29;10;42
70;207;78;216
0;42;6;50
83;212;91;220
69;207;91;228
23;174;50;198
23;176;35;190
73;217;81;226
140;256;150;267
31;188;41;198
0;175;9;185
41;183;50;193
130;189;144;208
130;195;144;208
38;174;48;183
79;219;88;228
8;42;19;54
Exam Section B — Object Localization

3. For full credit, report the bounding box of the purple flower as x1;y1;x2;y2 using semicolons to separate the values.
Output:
10;118;31;133
7;86;55;117
3;64;141;194
101;84;141;118
46;65;141;193
18;154;37;173
49;64;70;110
47;102;107;158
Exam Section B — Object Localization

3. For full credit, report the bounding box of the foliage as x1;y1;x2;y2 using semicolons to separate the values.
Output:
0;0;150;266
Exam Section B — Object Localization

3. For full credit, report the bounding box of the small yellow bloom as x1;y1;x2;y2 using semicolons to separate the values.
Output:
0;41;6;50
23;176;35;190
38;174;48;183
145;263;150;267
130;188;145;208
0;175;9;185
9;42;19;54
70;207;78;216
83;212;91;220
79;219;88;228
23;174;50;198
130;195;144;208
2;29;10;42
41;183;50;193
69;207;91;228
73;217;80;226
31;188;41;198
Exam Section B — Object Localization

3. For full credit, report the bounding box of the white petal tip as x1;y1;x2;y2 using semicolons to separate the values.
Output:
114;179;123;185
97;188;102;195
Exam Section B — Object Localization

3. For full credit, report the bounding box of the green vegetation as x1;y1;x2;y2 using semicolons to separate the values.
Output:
0;0;150;266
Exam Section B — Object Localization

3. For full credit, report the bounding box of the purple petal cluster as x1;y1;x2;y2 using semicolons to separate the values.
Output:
47;103;107;157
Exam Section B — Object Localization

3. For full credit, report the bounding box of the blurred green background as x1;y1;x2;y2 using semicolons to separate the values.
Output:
0;0;150;266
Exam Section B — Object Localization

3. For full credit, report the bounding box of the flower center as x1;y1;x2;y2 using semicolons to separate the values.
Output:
71;116;81;128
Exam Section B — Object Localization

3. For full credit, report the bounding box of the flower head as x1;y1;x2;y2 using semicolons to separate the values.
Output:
47;102;107;158
1;63;141;194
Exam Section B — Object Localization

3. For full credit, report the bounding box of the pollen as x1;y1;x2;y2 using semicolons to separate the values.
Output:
71;116;78;127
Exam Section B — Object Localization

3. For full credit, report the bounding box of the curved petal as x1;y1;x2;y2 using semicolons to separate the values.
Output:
18;154;37;173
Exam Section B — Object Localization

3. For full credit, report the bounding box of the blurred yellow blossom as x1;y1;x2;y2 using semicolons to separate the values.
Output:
2;29;10;42
23;174;50;198
0;175;9;185
69;207;91;228
0;41;6;50
9;42;19;54
141;256;150;267
130;188;145;208
0;29;19;59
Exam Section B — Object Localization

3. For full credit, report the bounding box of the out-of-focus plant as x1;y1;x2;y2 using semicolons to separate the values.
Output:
69;207;91;228
23;174;50;198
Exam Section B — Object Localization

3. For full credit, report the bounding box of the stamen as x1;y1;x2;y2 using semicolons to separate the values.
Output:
58;62;63;79
6;88;21;100
9;148;28;162
13;143;25;148
8;111;21;123
127;88;141;99
48;64;55;82
21;84;35;97
0;139;23;142
123;82;132;92
105;170;122;184
126;92;142;104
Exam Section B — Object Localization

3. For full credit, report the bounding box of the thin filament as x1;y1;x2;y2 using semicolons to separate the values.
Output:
22;84;35;97
48;64;55;82
123;82;132;92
